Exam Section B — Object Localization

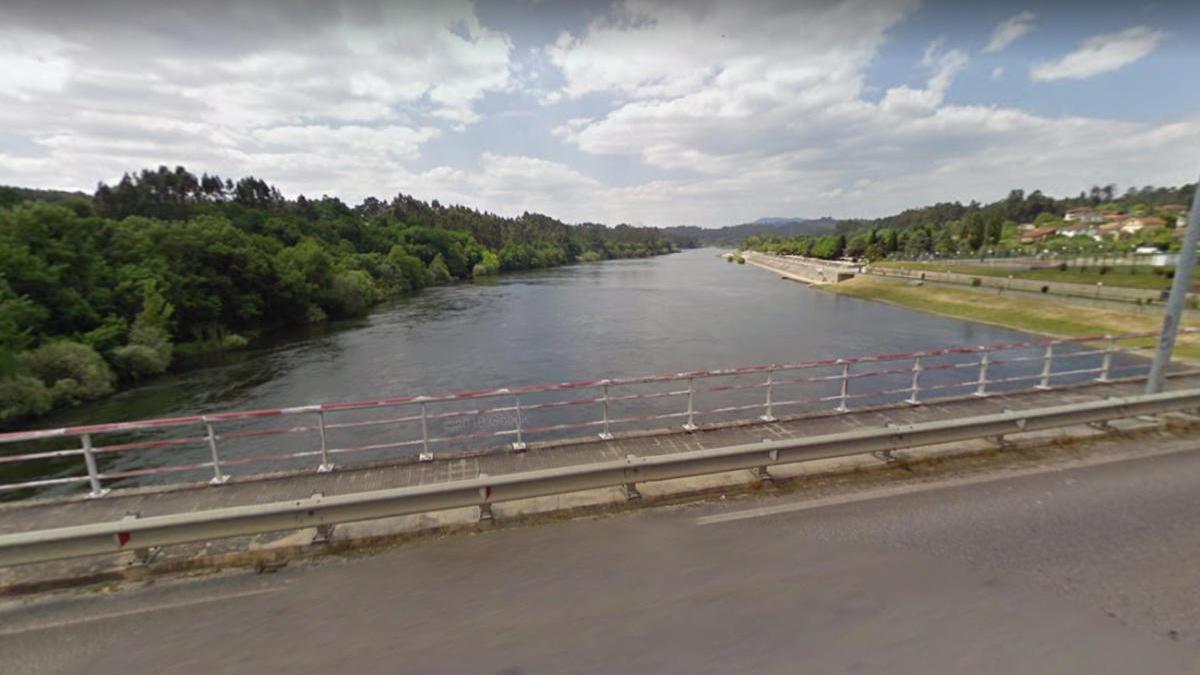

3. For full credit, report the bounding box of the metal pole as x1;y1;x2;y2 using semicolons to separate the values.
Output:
974;347;990;397
1097;335;1115;382
1147;174;1200;393
420;403;430;454
599;383;613;440
204;420;228;484
512;396;526;451
1036;343;1054;390
836;360;849;412
760;368;776;422
683;378;698;431
316;411;333;473
905;355;922;405
81;433;109;498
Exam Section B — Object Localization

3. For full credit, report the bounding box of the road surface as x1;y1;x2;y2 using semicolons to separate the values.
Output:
4;441;1200;674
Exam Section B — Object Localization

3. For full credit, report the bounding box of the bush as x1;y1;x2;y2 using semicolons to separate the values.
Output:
0;375;54;422
426;253;453;284
327;270;377;318
1057;262;1068;271
22;341;115;404
472;250;501;278
111;344;170;381
971;277;982;287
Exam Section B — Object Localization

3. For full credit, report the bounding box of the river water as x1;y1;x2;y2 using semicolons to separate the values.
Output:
7;249;1096;496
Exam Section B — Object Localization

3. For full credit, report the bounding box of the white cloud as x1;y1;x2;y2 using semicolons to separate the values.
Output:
1031;25;1165;81
983;11;1036;53
991;66;1005;80
0;1;511;194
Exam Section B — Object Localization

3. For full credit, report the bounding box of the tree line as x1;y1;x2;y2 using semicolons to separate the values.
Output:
744;184;1194;260
0;166;674;423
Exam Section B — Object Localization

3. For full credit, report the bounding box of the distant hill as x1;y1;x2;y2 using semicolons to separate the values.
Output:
0;185;89;208
661;217;837;247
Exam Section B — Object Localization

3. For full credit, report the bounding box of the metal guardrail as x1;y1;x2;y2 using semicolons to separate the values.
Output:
2;387;1199;567
0;330;1188;498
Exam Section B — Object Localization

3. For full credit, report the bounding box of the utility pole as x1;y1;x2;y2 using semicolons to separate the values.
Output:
1146;174;1200;393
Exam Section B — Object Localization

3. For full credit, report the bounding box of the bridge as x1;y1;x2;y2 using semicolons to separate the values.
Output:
2;329;1200;592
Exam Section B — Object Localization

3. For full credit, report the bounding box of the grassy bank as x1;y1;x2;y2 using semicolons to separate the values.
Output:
873;260;1192;291
827;276;1200;362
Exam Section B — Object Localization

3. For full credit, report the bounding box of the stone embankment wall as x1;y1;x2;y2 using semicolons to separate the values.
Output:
865;266;1168;304
740;252;859;285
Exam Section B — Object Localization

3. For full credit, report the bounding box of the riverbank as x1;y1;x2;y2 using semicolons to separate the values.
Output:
826;276;1200;362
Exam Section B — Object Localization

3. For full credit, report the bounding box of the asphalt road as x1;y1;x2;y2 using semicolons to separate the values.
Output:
5;443;1200;674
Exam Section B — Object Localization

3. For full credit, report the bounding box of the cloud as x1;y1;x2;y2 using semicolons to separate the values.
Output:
983;11;1036;53
1031;25;1165;81
991;66;1005;80
0;0;511;192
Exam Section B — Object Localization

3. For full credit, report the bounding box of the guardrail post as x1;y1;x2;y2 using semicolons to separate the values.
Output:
81;433;109;498
599;382;614;440
682;377;698;431
760;368;777;422
1097;335;1115;382
974;347;991;397
905;355;923;405
420;402;431;453
204;420;229;484
316;411;333;473
1036;343;1055;390
511;396;527;451
835;360;850;412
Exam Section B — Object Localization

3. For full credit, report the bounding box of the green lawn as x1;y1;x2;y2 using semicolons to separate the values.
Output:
828;276;1200;363
873;260;1192;291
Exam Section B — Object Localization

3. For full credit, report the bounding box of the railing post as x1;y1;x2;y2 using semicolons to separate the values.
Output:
316;411;333;473
599;382;613;440
1036;343;1055;390
974;347;991;397
905;354;923;405
511;396;527;451
204;419;229;484
1097;335;1115;382
420;402;431;453
682;377;698;431
835;360;850;413
81;433;109;498
760;368;776;422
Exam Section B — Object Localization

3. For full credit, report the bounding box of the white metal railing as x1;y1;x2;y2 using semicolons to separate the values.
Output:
0;330;1188;498
4;387;1200;567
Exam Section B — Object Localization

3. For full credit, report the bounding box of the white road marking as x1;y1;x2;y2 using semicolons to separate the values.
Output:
696;439;1199;526
0;586;282;637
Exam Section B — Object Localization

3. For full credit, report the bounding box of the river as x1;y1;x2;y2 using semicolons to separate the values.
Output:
6;249;1064;495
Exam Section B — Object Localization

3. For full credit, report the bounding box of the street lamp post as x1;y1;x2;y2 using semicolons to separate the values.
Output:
1146;172;1200;393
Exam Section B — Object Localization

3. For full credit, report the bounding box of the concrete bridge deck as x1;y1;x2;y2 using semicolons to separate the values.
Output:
4;374;1197;540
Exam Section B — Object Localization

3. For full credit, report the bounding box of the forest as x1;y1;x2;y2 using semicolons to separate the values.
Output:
0;166;675;423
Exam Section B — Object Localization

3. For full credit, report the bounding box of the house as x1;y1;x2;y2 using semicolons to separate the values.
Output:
1121;216;1167;237
1020;226;1058;244
1160;204;1187;213
1064;207;1103;223
1100;210;1126;220
1018;222;1037;231
1058;223;1100;240
1097;221;1125;239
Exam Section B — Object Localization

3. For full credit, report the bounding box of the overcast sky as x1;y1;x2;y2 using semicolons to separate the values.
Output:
1;0;1197;226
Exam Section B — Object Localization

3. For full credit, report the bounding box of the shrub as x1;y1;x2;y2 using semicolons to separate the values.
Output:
327;270;377;318
426;253;453;284
0;375;54;422
472;250;501;278
22;341;115;404
111;344;170;381
971;277;982;287
1057;262;1068;271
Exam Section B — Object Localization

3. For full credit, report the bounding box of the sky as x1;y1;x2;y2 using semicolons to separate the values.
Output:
0;0;1197;227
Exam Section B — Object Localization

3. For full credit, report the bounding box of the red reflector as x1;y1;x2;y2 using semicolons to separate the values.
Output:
116;532;131;546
